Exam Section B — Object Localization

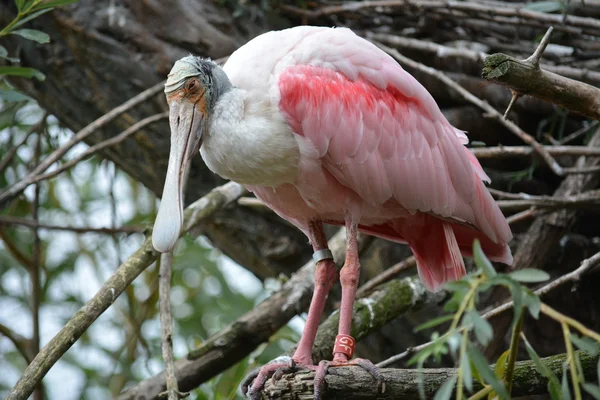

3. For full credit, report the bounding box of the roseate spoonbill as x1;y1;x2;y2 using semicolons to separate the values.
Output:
152;26;513;398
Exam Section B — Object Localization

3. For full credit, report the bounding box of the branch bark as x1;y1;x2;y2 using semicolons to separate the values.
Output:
5;182;246;400
482;53;600;120
262;350;599;399
117;230;372;400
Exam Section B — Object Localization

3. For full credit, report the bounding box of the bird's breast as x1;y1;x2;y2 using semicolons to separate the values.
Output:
200;90;301;186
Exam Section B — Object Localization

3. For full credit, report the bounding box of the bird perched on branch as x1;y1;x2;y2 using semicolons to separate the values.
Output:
152;25;513;399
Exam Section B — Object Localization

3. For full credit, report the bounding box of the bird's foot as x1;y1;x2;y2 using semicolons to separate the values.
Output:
313;357;385;399
241;356;315;400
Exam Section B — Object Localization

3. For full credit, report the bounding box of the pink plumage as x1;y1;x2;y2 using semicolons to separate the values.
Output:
155;26;515;395
230;27;512;291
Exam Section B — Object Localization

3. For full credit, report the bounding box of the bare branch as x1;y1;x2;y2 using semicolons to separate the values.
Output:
471;145;600;160
0;215;144;234
117;229;372;400
281;1;600;35
263;350;599;399
483;50;600;120
0;82;165;209
0;323;32;363
158;253;187;400
0;113;47;175
371;40;567;176
29;112;169;186
5;182;246;400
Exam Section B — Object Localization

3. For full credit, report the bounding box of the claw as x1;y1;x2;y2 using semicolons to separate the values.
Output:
241;356;303;399
313;358;385;400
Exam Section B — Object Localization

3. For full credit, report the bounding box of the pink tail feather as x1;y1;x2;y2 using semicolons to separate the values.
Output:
408;220;466;292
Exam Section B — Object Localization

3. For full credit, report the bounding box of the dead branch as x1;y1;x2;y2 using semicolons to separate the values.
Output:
372;41;567;176
262;350;599;399
0;82;164;209
28;112;169;186
483;53;600;120
496;190;600;212
5;182;246;400
117;229;372;400
0;215;144;234
158;253;186;400
285;276;443;364
486;127;600;357
366;32;600;88
281;1;600;35
471;145;600;160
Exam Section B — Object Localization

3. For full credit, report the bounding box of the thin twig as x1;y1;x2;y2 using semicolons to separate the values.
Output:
471;145;600;160
0;215;144;234
5;182;246;400
378;251;600;368
31;133;43;400
158;253;187;400
357;256;416;298
372;41;567;176
524;26;554;67
0;323;32;363
0;113;47;174
0;82;165;209
29;112;168;186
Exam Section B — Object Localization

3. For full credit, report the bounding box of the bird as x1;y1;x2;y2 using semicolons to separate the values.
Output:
151;25;513;399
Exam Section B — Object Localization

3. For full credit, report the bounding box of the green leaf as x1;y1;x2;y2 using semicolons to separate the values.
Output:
583;384;600;400
11;29;50;43
415;314;454;332
509;269;550;283
570;334;599;357
12;8;53;29
462;351;473;392
562;366;573;400
434;376;457;400
473;239;497;277
464;310;493;346
524;289;542;319
0;66;45;80
508;282;524;323
0;89;33;102
30;0;79;12
0;45;7;58
14;0;26;11
468;345;509;399
523;336;562;399
523;1;564;13
494;349;510;379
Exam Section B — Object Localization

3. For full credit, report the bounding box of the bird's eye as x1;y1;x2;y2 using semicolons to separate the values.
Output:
186;79;197;91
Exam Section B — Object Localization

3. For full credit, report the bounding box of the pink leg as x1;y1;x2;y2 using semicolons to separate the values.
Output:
333;215;360;362
313;215;385;400
245;220;337;398
293;220;337;365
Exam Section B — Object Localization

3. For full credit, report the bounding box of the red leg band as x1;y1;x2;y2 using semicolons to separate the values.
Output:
333;334;355;358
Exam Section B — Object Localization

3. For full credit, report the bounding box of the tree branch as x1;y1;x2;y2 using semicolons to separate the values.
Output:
5;182;246;400
117;230;372;400
0;82;165;209
482;53;600;120
158;253;186;400
262;350;599;399
0;215;144;234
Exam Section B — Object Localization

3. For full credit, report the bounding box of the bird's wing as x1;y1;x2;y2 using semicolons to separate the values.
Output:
277;28;510;244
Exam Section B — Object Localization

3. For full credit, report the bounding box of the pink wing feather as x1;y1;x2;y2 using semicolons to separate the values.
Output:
276;29;512;290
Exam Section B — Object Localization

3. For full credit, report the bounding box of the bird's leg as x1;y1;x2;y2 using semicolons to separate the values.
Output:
292;220;337;365
243;220;337;399
312;214;385;400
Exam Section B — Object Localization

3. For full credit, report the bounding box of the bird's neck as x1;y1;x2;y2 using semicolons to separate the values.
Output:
200;88;301;186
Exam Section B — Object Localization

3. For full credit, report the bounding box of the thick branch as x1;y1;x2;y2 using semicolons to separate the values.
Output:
482;53;600;120
117;230;372;400
5;182;246;400
262;350;599;399
286;276;444;363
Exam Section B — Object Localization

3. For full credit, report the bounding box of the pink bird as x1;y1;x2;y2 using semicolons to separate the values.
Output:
152;26;513;398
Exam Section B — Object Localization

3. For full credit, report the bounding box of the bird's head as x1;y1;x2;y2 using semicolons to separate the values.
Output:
152;56;232;253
